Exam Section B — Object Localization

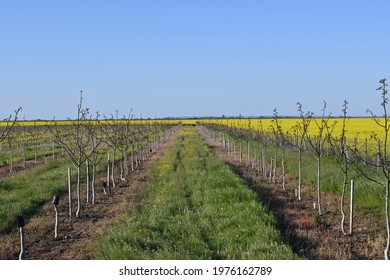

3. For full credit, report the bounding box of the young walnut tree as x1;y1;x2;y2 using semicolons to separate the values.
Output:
305;101;335;216
48;91;99;217
366;78;390;260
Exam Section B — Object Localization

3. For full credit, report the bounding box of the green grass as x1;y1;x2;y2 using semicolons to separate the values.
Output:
96;127;299;260
0;143;62;168
280;147;386;216
0;159;71;233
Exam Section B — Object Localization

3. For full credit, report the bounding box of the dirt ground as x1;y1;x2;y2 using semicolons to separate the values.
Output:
198;128;386;260
0;157;52;179
0;132;179;260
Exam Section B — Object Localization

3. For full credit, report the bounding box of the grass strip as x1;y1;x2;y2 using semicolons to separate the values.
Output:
0;159;71;233
97;127;299;260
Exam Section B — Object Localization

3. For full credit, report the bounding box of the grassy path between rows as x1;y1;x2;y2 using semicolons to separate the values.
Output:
97;127;299;260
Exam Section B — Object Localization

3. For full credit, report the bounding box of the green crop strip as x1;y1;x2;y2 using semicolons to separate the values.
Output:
97;127;299;260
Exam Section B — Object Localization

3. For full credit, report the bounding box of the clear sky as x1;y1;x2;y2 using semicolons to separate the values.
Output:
1;0;389;120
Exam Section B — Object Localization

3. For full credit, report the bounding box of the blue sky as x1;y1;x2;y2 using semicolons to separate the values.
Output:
1;0;389;120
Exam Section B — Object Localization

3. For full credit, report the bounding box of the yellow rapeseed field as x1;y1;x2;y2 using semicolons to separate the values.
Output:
0;117;387;155
199;118;387;156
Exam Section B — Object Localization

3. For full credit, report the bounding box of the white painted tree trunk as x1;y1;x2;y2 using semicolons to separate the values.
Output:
120;156;126;181
22;145;26;169
68;167;72;217
76;166;81;218
131;146;134;172
385;177;390;260
253;146;256;170
239;140;242;163
111;149;116;188
19;227;24;260
9;147;13;172
317;157;323;216
298;149;302;201
34;142;38;164
340;174;347;235
86;160;90;204
282;158;286;191
124;150;129;176
92;161;96;204
227;135;230;154
246;141;250;166
54;205;58;238
349;179;354;235
107;153;110;186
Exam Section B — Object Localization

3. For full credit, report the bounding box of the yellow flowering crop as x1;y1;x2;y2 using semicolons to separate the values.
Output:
199;118;386;156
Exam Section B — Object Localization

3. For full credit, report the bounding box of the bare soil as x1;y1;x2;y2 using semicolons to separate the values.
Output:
0;156;54;179
0;132;179;260
198;128;386;260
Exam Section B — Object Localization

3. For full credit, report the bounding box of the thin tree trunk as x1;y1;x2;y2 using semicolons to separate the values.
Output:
68;167;72;217
385;177;389;260
9;147;13;172
124;150;129;176
239;140;242;163
111;148;116;188
282;157;286;191
246;141;250;166
341;173;347;235
86;159;90;204
54;204;58;239
76;166;81;218
298;148;302;201
92;161;96;205
131;146;134;172
22;145;26;169
35;142;38;164
350;179;355;235
107;153;110;186
317;157;323;215
19;227;24;260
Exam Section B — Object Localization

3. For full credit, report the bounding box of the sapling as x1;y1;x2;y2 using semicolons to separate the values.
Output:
17;214;25;260
327;100;352;235
68;167;72;217
304;101;335;216
0;107;21;143
47;91;98;217
107;153;110;188
86;160;90;204
291;102;312;201
350;180;355;235
52;196;60;239
102;181;107;195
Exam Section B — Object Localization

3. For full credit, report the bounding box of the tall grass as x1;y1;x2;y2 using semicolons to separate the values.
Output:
96;127;299;260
